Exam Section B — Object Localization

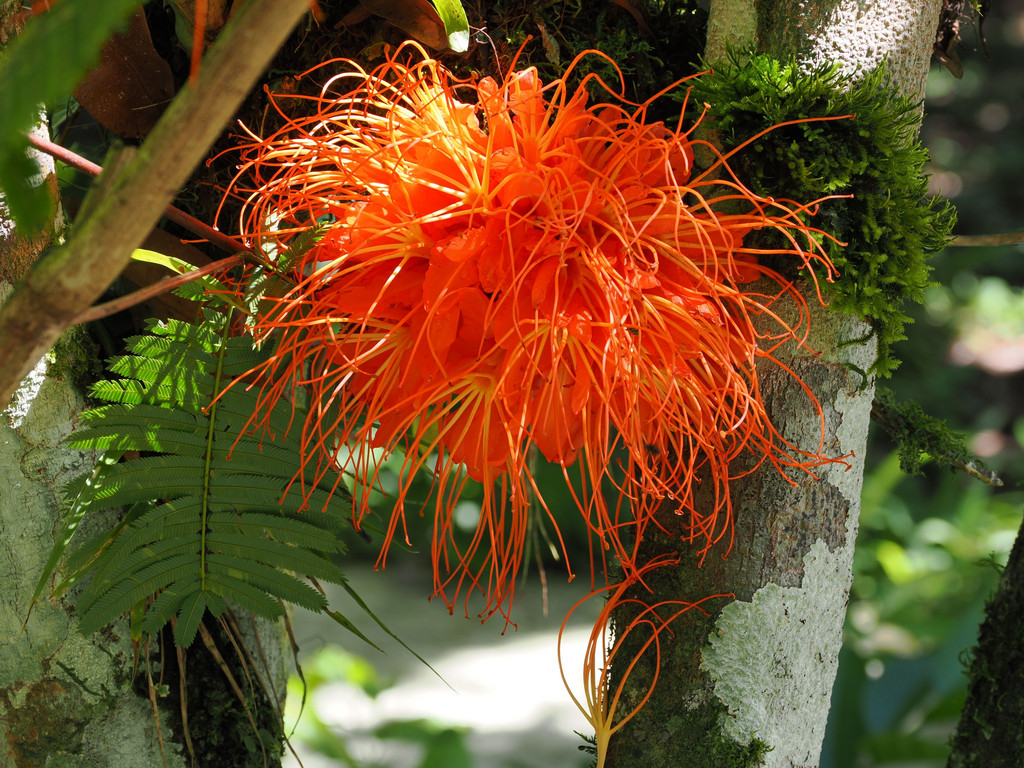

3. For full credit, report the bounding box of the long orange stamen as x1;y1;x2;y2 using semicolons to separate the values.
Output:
558;556;730;768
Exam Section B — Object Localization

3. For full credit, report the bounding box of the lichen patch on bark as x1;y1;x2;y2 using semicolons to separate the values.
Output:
702;533;858;768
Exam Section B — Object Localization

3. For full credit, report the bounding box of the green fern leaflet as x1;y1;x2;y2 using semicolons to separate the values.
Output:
53;312;357;648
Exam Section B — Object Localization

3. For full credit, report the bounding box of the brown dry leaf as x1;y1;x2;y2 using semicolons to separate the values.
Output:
73;8;175;139
338;0;448;51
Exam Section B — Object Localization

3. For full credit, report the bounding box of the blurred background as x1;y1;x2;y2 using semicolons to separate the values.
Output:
279;4;1024;768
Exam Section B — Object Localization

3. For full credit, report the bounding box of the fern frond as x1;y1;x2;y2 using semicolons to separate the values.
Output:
70;423;208;455
206;532;344;584
205;553;327;612
203;571;287;621
53;310;363;648
77;553;201;636
171;590;228;647
208;511;346;552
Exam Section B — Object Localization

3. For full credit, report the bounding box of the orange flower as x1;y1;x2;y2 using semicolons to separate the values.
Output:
220;42;839;622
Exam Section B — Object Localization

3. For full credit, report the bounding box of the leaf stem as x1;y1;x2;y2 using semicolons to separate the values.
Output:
201;309;234;591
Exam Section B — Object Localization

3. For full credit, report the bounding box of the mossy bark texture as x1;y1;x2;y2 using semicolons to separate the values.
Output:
947;517;1024;767
605;2;942;766
0;9;176;765
0;11;183;748
0;323;186;768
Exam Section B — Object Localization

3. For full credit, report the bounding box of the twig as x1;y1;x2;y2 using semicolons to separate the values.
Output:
952;230;1024;247
871;397;1004;487
73;253;246;324
26;132;248;255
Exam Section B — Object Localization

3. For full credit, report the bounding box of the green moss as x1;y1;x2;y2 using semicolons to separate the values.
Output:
603;551;774;767
704;699;774;767
687;53;956;376
872;386;999;483
715;735;773;767
602;693;773;767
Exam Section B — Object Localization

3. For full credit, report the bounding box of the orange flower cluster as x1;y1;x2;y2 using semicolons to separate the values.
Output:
222;43;836;622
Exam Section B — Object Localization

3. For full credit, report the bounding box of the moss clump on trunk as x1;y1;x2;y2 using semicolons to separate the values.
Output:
687;53;956;376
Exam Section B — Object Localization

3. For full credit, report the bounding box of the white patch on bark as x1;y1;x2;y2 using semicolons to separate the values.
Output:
702;533;857;768
784;1;940;101
700;312;874;768
3;353;48;430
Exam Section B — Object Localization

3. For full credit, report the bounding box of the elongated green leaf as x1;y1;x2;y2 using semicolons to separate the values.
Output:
323;609;385;653
338;577;448;687
132;248;232;293
23;453;120;624
0;0;141;229
431;0;469;52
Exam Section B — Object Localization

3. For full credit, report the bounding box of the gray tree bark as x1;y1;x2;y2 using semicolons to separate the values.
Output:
947;513;1024;767
605;2;942;766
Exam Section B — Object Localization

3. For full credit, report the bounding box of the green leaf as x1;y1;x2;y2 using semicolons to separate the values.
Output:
0;0;141;231
338;577;449;688
77;553;201;636
206;553;328;611
131;248;247;312
23;453;120;625
173;591;215;647
430;0;469;52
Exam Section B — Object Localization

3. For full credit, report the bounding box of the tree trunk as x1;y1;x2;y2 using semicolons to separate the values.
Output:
947;513;1024;767
0;83;184;768
0;292;188;768
605;2;942;766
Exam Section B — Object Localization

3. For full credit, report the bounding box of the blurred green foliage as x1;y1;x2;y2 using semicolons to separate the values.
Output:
285;645;472;768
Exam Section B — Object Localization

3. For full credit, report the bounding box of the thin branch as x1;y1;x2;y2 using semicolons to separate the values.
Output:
73;253;246;325
26;132;247;255
0;0;311;413
952;230;1024;247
